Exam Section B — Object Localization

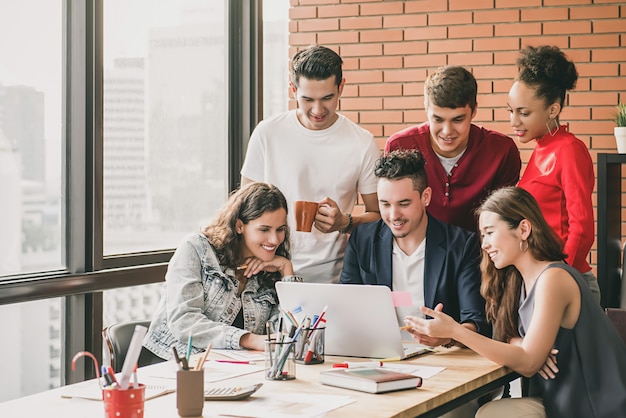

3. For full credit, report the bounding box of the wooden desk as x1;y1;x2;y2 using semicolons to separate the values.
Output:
0;348;517;418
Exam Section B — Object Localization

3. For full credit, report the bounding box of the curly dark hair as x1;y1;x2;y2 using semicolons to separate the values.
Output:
476;187;565;342
376;149;428;193
202;182;290;288
516;45;578;108
290;45;343;88
424;66;477;112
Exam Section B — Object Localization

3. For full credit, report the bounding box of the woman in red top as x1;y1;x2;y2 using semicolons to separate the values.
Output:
507;45;599;303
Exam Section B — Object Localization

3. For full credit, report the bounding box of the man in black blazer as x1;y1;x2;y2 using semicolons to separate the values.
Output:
340;150;490;347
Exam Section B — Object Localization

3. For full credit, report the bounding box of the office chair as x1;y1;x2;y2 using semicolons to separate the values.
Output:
606;308;626;345
102;320;165;373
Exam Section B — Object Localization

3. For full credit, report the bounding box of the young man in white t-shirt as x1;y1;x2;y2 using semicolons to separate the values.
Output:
241;45;381;283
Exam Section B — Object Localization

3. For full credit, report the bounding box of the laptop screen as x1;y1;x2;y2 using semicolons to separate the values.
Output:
276;282;415;358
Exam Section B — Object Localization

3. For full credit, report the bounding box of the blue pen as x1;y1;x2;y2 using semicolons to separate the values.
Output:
101;365;115;387
271;325;303;378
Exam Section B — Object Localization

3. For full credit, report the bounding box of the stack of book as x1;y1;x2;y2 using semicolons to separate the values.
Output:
320;368;422;394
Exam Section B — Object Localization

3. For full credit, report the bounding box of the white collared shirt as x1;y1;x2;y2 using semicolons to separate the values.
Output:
392;239;426;338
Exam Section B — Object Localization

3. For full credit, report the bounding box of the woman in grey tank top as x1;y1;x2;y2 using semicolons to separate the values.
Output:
403;187;626;418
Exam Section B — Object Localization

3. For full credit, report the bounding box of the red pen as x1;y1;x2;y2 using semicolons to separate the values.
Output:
107;366;119;385
214;359;256;365
333;361;384;368
303;317;326;363
307;305;328;339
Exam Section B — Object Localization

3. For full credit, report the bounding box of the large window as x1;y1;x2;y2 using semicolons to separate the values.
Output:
103;0;228;256
0;0;288;403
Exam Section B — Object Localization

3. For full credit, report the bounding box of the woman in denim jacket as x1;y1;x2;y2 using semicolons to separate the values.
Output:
144;182;302;360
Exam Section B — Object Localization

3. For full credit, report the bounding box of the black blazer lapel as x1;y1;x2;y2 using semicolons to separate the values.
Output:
424;215;446;308
374;223;394;289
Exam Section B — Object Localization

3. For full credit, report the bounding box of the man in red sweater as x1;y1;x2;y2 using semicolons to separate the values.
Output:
385;66;521;232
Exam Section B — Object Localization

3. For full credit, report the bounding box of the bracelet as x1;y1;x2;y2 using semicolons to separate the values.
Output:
340;213;353;234
442;338;456;348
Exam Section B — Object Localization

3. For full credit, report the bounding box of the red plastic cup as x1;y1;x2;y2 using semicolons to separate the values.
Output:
103;383;146;418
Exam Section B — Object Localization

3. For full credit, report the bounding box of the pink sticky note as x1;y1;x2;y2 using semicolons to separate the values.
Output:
391;291;413;307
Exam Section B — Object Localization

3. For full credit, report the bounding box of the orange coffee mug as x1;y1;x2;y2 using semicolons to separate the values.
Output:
294;201;319;232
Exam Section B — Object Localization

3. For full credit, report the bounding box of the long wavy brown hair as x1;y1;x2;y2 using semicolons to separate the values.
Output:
202;182;291;288
476;187;565;342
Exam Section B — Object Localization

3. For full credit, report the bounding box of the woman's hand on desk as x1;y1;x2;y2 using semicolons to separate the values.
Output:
239;333;267;351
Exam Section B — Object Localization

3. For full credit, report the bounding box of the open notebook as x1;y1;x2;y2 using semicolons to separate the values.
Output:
275;282;431;359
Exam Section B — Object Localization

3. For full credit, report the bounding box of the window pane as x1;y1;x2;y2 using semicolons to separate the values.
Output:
103;0;228;255
0;298;63;402
263;0;290;119
0;1;64;277
103;282;164;329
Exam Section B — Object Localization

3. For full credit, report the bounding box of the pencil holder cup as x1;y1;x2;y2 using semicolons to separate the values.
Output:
176;369;204;417
103;383;145;418
294;327;325;364
265;340;296;380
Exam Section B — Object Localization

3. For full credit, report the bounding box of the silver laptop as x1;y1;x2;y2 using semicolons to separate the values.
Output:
275;282;431;359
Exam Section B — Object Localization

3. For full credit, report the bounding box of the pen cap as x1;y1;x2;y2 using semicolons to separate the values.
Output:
103;383;145;418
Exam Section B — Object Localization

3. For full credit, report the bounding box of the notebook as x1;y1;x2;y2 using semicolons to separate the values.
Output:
275;282;432;359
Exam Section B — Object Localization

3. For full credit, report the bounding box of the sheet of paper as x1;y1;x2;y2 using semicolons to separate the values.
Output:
217;393;354;418
212;349;266;362
391;291;413;307
145;358;264;383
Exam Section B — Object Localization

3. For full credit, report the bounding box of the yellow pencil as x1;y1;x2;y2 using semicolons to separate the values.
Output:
196;342;213;370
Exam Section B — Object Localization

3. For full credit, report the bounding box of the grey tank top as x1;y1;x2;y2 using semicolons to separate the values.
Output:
518;263;626;418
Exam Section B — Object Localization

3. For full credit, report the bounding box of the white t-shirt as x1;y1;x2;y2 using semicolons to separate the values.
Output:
241;110;380;283
392;238;426;339
436;148;465;175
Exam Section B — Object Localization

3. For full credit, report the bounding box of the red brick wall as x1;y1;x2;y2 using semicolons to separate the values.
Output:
288;0;626;273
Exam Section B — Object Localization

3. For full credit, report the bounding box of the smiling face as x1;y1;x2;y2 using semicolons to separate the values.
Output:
291;76;345;131
426;103;476;158
478;211;523;269
507;80;559;144
378;177;431;241
238;208;288;261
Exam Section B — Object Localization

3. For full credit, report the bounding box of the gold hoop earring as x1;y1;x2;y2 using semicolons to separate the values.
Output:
546;118;558;136
519;240;529;253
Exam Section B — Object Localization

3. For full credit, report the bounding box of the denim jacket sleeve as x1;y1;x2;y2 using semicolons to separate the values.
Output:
169;233;256;352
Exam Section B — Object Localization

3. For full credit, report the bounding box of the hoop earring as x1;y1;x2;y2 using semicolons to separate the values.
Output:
546;118;559;137
519;240;529;253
